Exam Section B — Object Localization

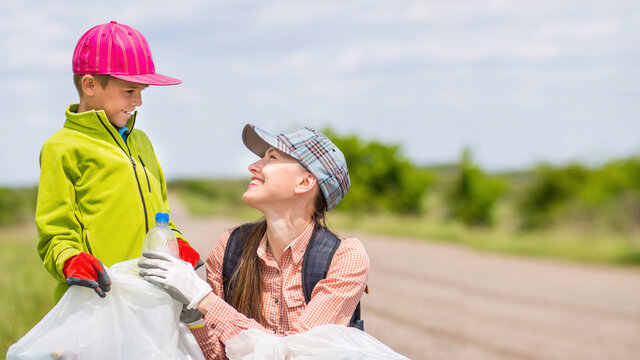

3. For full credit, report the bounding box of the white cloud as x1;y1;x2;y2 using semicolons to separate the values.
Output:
282;51;313;70
1;0;639;184
253;1;343;25
249;91;293;107
538;18;620;39
406;1;431;21
0;9;70;70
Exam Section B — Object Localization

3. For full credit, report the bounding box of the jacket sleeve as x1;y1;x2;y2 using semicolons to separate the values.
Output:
35;142;84;281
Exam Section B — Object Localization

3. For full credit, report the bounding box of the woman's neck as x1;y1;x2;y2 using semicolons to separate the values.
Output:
264;210;312;263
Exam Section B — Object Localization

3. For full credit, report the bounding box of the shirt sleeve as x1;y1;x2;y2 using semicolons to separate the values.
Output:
190;233;370;359
190;229;244;359
191;229;269;359
35;141;84;281
290;237;370;331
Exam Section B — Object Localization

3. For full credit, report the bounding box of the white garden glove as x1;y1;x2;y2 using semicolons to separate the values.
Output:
139;251;211;309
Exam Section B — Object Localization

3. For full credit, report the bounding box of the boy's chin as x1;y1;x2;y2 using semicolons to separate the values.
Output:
108;117;129;128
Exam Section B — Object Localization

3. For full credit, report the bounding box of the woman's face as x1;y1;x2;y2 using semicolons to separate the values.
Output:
242;147;310;211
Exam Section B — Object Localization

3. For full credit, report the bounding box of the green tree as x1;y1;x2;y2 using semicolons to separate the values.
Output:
446;148;505;226
0;187;37;227
518;162;590;229
324;129;433;214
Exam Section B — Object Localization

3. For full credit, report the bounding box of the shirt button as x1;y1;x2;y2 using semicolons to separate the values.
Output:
275;297;279;304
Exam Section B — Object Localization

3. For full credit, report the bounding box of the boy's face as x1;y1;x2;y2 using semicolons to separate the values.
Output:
88;77;148;128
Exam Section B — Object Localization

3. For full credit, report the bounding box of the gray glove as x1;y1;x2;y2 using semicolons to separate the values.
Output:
180;304;204;324
138;250;212;309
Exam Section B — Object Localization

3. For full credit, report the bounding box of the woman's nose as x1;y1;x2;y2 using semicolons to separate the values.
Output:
248;159;262;173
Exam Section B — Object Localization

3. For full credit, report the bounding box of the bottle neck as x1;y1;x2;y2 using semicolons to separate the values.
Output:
155;221;169;226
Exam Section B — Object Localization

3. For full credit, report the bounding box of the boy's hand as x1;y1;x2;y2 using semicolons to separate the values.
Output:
139;250;211;309
63;252;112;298
177;239;204;269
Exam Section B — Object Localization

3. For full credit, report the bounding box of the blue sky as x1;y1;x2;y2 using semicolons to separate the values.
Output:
1;0;639;185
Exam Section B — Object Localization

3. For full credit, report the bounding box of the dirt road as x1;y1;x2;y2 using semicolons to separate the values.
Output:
169;195;640;360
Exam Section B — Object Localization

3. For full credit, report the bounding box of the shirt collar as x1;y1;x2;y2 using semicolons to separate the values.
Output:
257;222;316;265
118;126;129;144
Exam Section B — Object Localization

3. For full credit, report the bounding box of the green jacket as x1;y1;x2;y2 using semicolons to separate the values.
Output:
36;104;186;302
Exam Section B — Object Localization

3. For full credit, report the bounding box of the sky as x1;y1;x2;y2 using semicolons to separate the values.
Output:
1;0;639;185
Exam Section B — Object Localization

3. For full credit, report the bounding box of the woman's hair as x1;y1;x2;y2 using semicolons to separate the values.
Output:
231;189;328;325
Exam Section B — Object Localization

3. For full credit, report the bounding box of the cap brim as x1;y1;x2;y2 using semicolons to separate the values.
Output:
110;72;182;86
242;124;274;158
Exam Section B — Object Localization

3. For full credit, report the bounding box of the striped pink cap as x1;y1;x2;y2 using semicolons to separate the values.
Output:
72;21;181;86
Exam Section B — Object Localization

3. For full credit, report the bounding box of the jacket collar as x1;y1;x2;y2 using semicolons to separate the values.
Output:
64;104;137;137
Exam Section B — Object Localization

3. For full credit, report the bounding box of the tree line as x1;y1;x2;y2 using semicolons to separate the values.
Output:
1;132;638;236
326;129;640;235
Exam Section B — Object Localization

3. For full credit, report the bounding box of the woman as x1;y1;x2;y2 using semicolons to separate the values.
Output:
139;124;370;359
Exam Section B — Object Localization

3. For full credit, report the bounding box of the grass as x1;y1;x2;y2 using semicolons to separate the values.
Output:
174;188;640;266
326;212;640;265
1;227;56;357
175;187;261;219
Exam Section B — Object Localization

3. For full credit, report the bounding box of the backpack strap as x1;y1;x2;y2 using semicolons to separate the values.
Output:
222;223;364;330
222;223;255;304
302;225;364;330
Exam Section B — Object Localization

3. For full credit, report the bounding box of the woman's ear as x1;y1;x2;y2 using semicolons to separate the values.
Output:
295;173;317;195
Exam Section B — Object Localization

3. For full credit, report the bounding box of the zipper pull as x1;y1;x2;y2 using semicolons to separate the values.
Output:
129;156;136;167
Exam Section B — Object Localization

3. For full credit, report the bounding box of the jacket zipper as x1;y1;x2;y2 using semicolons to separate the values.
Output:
97;113;150;233
138;155;152;193
85;233;94;254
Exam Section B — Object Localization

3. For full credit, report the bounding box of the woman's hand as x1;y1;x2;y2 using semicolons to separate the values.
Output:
138;250;211;309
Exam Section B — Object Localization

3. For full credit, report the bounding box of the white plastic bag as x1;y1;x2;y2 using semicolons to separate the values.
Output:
225;324;409;360
7;259;205;360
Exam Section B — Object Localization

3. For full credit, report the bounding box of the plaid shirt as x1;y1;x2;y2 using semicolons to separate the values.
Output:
191;222;369;359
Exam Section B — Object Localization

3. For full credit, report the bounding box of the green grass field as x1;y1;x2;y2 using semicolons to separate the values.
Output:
1;228;56;357
326;211;640;265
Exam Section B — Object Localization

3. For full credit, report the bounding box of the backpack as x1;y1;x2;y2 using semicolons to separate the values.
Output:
222;223;364;330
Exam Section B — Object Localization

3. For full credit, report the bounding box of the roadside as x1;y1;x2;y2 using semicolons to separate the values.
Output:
170;194;640;360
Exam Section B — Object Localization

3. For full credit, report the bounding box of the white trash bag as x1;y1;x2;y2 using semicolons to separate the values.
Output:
7;259;205;360
225;324;410;360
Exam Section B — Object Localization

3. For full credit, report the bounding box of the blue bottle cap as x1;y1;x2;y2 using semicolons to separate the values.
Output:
155;212;169;222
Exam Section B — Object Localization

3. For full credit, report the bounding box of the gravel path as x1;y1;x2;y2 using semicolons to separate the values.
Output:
169;195;640;360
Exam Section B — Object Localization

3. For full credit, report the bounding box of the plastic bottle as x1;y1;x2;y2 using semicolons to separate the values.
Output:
141;212;179;257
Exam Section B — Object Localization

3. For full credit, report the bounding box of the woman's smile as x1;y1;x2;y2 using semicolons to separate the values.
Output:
248;176;264;188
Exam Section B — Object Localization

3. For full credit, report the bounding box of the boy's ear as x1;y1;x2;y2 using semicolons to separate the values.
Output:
80;75;97;97
294;173;317;195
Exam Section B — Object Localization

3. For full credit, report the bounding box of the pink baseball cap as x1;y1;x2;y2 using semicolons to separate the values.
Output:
72;21;181;86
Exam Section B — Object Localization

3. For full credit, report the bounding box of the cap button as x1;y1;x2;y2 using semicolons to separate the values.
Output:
110;21;118;24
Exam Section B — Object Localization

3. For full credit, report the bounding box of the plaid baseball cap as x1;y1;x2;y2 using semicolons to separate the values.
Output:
242;124;350;211
72;21;181;86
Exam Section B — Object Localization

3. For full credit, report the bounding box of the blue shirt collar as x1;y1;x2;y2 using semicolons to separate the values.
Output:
118;126;129;144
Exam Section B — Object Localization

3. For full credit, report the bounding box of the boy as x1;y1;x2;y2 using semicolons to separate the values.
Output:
36;21;200;303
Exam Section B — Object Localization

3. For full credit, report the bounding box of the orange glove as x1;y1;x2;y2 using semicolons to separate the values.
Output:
63;252;112;298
